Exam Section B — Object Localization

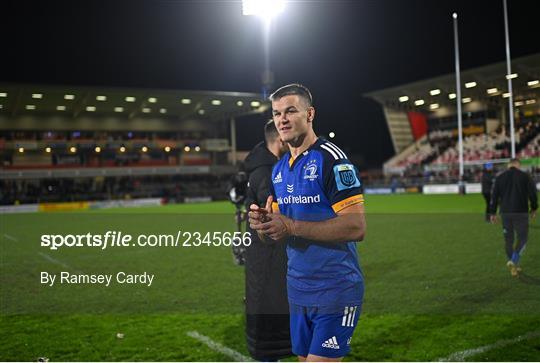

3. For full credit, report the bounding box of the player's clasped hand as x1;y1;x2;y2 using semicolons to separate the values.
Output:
248;196;295;241
248;195;273;226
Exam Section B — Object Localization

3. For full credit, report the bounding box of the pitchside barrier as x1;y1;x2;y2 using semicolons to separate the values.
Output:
368;181;538;195
0;198;164;214
367;183;481;195
423;182;540;195
423;184;471;194
364;187;420;194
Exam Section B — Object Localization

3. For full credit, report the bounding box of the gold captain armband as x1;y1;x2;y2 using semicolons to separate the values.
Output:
331;194;365;213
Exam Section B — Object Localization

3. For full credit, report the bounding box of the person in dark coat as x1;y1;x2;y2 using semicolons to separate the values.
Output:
481;162;495;222
243;120;291;361
490;158;538;277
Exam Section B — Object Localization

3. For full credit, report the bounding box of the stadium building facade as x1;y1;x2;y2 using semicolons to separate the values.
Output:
0;84;269;206
366;53;539;181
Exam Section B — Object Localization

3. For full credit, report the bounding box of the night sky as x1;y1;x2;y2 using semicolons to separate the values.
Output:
2;0;539;168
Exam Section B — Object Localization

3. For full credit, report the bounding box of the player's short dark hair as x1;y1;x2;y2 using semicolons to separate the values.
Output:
269;83;313;107
264;119;280;143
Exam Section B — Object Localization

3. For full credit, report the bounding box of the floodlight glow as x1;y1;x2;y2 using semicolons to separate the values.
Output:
94;146;101;153
25;105;36;110
18;147;24;153
148;97;157;103
0;92;7;97
462;97;472;103
525;99;536;105
32;93;43;99
211;99;222;106
236;100;244;106
329;132;335;139
429;103;439;110
159;108;167;114
448;93;457;99
465;82;477;88
114;107;124;112
86;106;96;112
505;73;518;79
487;88;498;94
164;146;171;152
195;146;201;152
184;146;191;152
502;93;511;98
125;96;136;102
198;109;205;115
120;146;126;153
250;101;261;107
181;98;192;104
70;146;77;153
64;94;75;100
45;147;52;153
142;146;148;152
398;96;409;102
56;105;66;111
528;80;539;86
96;95;107;101
429;89;441;96
142;107;151;113
514;101;524;106
414;99;425;106
242;0;285;21
452;13;458;19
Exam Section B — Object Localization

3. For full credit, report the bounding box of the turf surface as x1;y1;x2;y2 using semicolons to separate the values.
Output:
1;194;539;361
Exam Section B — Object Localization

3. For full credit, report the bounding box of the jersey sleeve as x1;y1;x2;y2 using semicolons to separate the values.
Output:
528;174;538;211
269;164;282;213
489;174;501;214
269;179;280;213
322;156;365;213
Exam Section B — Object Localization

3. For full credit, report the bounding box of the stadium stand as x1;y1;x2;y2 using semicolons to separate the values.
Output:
0;84;269;205
366;53;539;189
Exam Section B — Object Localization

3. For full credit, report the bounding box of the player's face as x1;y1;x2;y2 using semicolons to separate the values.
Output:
272;95;314;144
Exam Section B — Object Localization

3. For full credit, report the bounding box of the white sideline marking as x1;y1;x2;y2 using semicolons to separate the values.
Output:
38;252;79;272
3;234;18;241
186;330;253;362
438;330;540;361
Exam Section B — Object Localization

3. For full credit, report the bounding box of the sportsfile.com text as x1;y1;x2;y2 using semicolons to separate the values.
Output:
40;231;252;250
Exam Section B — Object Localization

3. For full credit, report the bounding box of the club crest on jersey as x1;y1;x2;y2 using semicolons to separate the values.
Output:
303;160;318;181
334;164;360;191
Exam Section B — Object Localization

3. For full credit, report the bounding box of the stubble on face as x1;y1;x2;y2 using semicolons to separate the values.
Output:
272;95;311;147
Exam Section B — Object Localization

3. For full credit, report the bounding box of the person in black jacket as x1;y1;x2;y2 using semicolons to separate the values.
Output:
243;120;291;361
490;158;538;277
481;162;494;222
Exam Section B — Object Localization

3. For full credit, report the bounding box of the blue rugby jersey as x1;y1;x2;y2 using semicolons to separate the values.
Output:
270;138;365;307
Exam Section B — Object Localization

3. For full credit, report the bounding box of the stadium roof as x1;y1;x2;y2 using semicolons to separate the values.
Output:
0;83;269;122
365;53;540;111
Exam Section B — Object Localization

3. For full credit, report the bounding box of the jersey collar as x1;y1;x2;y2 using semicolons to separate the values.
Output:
288;137;324;170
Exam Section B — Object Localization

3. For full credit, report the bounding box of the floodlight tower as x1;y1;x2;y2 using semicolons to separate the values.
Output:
503;0;516;158
452;13;464;179
242;0;286;97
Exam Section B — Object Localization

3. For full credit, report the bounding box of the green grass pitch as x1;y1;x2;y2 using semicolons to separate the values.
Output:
1;194;539;361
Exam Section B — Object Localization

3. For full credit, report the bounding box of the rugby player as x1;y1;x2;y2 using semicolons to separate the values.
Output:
249;84;366;362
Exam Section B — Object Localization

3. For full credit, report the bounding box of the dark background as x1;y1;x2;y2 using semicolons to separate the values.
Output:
2;0;539;168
